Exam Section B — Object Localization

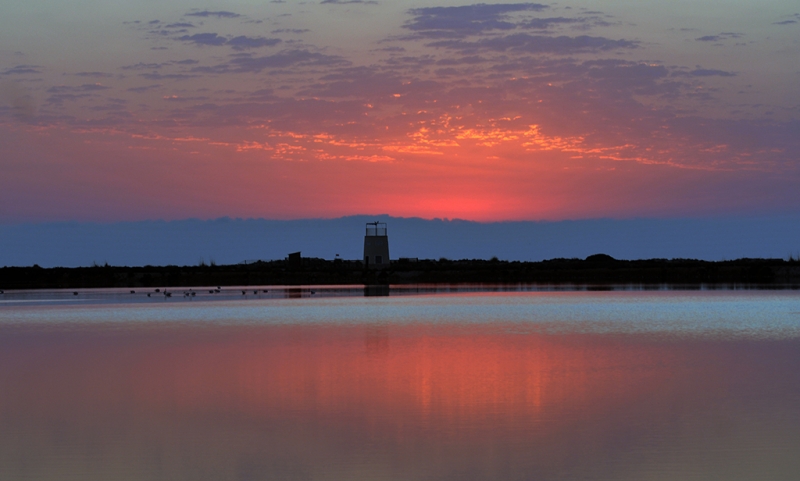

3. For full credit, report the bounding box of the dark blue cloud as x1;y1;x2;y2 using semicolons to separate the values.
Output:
185;11;241;18
227;36;282;50
162;95;210;102
1;65;42;75
688;68;736;77
45;84;109;105
405;3;549;36
127;84;162;93
88;98;128;112
299;68;410;98
429;33;638;54
140;72;198;80
178;33;282;49
271;29;310;34
166;22;195;28
74;72;114;78
179;33;228;46
121;62;166;70
192;50;349;74
585;60;668;80
520;17;583;29
436;55;487;65
321;0;378;4
47;84;110;93
695;32;743;42
45;85;109;106
773;13;800;25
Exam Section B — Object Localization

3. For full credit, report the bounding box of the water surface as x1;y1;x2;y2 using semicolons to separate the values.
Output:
1;290;799;480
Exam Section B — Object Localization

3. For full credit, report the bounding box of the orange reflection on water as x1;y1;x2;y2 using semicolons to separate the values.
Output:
1;325;692;432
2;322;799;480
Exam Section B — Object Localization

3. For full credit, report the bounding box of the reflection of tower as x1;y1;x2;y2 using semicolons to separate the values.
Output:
363;221;390;269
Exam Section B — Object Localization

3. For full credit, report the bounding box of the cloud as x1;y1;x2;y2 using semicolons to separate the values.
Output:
299;68;408;98
520;17;584;29
436;55;487;65
47;84;110;93
695;32;743;42
585;60;668;79
688;68;736;77
1;65;42;75
165;22;195;28
271;29;310;34
192;49;349;74
374;46;405;53
44;94;91;106
321;0;378;4
44;84;110;107
140;72;198;80
185;11;241;18
121;62;165;70
177;33;282;49
227;36;282;50
74;72;114;78
405;3;549;36
178;33;228;46
773;13;800;25
88;98;127;111
162;95;210;102
127;84;162;93
429;34;639;54
0;80;36;120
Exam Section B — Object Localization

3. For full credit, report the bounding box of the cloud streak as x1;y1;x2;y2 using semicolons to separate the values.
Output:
428;33;639;54
185;11;242;18
405;3;549;36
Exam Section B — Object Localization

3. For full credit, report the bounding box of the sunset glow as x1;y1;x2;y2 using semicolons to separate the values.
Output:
1;1;799;221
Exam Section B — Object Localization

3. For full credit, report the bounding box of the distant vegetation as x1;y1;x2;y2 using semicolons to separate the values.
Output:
2;256;799;290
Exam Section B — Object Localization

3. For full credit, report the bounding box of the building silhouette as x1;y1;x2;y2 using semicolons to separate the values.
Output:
363;222;389;269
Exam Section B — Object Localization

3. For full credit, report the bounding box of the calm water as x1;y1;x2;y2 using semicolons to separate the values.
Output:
1;288;800;480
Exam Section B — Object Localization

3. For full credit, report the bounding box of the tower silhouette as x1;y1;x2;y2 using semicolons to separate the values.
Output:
363;221;389;269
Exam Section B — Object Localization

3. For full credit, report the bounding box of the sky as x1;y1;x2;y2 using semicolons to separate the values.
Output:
1;0;799;223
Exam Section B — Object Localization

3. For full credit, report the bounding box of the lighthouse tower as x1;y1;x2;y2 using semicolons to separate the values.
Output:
363;221;390;269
